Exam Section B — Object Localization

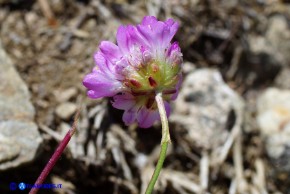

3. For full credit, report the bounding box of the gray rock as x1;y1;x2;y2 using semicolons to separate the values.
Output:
0;40;42;170
171;69;244;150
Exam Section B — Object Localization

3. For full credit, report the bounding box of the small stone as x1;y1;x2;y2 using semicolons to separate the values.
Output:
182;61;196;74
257;88;290;173
54;87;77;103
134;153;148;169
257;88;290;159
266;15;290;64
55;102;77;120
257;88;290;136
275;67;290;90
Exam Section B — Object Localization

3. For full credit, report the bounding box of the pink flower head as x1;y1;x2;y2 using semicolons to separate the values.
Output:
83;16;183;128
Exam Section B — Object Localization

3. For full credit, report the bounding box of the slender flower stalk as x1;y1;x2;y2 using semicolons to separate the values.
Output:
155;93;171;144
145;92;170;194
29;110;80;194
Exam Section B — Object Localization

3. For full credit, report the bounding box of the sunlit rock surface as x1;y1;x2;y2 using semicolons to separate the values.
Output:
0;40;42;170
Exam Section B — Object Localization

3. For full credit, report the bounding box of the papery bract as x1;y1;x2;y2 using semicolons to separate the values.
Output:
83;16;183;128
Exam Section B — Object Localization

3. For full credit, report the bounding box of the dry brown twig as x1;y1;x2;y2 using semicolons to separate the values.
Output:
227;46;243;79
37;0;57;26
200;151;209;193
233;134;249;193
253;159;268;194
39;124;63;141
162;169;202;193
210;88;244;166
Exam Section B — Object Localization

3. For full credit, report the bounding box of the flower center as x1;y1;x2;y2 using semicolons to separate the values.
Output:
122;60;180;109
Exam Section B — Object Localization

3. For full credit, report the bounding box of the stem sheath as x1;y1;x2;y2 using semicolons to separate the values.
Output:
145;93;171;194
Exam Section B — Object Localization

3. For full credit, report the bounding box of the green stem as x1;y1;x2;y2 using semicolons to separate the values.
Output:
145;92;171;194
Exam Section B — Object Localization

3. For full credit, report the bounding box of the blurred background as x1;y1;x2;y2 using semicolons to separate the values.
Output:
0;0;290;193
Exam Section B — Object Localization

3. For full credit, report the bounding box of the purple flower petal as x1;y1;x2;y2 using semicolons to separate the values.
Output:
137;108;159;128
167;42;182;65
137;16;179;51
167;42;180;57
127;25;150;49
94;51;124;80
112;93;140;125
116;25;130;54
141;16;159;26
163;18;179;46
112;93;135;110
94;51;118;76
83;72;122;98
112;93;147;127
122;108;138;125
137;101;170;128
164;101;171;117
99;41;122;64
117;25;151;55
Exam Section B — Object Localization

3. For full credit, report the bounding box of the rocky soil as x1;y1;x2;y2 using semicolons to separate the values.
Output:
1;0;290;194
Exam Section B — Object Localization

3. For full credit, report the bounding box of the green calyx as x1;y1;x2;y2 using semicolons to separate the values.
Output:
122;60;180;110
124;60;180;95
